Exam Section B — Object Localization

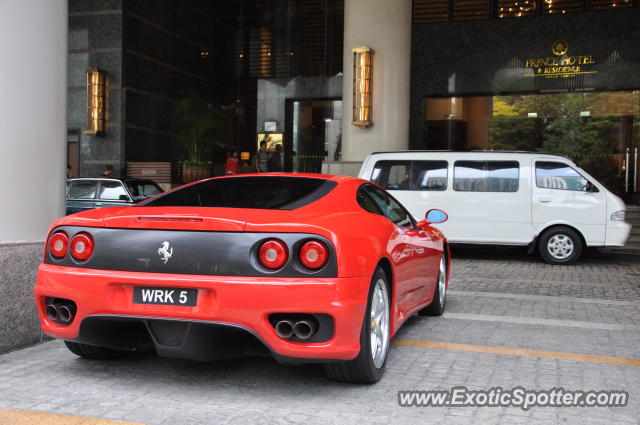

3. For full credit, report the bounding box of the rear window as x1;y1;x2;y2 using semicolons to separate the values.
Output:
139;177;337;210
67;181;98;199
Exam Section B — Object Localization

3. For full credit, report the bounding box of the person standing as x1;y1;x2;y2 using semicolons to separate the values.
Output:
225;150;240;175
255;140;269;173
102;164;113;177
268;143;284;172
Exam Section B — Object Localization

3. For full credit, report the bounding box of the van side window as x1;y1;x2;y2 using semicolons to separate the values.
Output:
371;160;448;191
536;161;589;191
453;161;519;192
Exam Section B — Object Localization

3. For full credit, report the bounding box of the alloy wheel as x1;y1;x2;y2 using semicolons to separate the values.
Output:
370;278;390;369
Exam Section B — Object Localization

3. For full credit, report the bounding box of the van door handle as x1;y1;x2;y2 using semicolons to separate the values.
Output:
537;197;551;203
94;202;102;206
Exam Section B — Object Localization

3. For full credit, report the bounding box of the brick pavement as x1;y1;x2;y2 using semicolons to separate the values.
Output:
0;247;639;425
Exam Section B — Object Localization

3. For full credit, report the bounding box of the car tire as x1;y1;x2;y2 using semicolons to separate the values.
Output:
64;341;129;360
538;226;583;265
419;253;447;316
323;267;390;384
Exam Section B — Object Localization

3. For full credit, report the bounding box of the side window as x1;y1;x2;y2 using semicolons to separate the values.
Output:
363;185;415;228
413;161;448;190
356;187;382;215
371;160;448;191
453;161;519;192
98;181;129;201
67;181;98;199
536;161;588;191
372;161;410;190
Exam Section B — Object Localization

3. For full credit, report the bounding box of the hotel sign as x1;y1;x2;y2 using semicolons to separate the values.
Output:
524;41;598;78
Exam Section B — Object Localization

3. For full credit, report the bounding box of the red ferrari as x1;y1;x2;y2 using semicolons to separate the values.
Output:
35;174;450;383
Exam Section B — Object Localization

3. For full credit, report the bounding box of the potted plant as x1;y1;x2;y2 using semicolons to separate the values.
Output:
176;92;223;183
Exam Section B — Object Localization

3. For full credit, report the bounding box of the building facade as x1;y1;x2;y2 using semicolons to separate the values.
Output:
63;0;640;200
409;0;640;201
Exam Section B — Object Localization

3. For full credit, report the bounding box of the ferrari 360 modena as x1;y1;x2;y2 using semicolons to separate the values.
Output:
35;174;450;383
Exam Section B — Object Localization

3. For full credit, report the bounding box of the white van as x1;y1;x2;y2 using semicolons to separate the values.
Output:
358;151;631;264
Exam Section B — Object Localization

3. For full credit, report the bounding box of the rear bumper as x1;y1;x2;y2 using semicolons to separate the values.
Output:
605;221;631;246
34;264;371;361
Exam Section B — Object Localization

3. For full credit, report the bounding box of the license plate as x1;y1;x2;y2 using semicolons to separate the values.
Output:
133;287;197;306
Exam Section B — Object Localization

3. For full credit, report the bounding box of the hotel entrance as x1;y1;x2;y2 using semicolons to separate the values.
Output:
285;99;342;173
424;91;640;201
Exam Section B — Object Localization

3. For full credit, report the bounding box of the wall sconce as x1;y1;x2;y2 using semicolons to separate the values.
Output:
84;68;106;136
352;46;373;128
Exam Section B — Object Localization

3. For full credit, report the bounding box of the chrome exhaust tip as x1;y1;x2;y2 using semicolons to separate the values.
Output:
57;304;74;323
45;304;58;321
293;319;317;340
275;320;295;339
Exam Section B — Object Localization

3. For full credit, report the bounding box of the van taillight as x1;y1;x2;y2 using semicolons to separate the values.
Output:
259;239;288;269
70;233;94;261
48;232;69;258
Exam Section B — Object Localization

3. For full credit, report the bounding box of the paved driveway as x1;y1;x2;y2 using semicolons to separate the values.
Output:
1;247;639;425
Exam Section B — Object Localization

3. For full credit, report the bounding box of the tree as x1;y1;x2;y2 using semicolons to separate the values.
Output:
176;92;223;164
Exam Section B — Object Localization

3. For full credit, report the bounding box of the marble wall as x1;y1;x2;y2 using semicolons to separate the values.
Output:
0;243;45;354
257;75;344;133
410;8;640;149
68;0;124;177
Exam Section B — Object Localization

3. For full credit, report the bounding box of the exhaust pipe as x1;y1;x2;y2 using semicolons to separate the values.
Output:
275;320;294;339
57;304;74;323
293;319;318;340
45;304;58;321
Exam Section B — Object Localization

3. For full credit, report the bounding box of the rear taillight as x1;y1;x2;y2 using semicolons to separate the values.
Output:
70;233;94;261
299;240;329;269
48;232;69;258
259;239;288;269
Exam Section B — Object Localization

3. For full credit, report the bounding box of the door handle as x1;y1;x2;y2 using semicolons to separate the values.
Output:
537;197;551;203
95;202;102;206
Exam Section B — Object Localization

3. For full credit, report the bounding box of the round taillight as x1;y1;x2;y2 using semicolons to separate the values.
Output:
299;240;329;269
70;233;94;261
48;232;68;258
259;239;288;270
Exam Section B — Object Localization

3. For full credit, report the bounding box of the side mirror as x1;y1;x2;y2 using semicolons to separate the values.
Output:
119;194;130;201
425;209;448;224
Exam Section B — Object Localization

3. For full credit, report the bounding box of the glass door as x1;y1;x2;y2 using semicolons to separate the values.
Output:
289;99;342;173
424;91;640;200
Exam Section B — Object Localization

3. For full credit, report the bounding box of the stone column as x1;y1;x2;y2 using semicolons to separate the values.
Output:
338;0;412;168
0;0;67;352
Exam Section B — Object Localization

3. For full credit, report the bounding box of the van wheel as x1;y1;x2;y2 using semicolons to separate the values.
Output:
538;227;583;265
323;268;390;384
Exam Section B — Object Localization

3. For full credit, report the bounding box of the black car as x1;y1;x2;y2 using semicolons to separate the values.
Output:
66;178;164;215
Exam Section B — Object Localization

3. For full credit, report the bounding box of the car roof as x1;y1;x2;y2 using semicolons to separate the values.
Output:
67;178;123;182
67;178;158;183
367;150;575;162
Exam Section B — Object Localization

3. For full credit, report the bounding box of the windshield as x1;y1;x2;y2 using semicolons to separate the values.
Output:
138;176;336;210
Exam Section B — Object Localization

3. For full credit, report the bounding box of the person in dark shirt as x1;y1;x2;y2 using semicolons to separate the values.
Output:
268;144;284;172
255;140;269;172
